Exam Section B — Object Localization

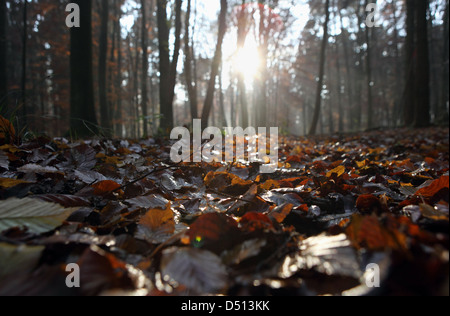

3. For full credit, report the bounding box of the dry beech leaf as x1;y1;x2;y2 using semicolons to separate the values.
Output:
326;165;346;178
415;175;449;198
0;178;32;189
269;203;293;223
135;203;175;244
280;234;361;279
92;180;122;195
204;171;253;195
0;198;78;234
161;247;228;294
345;214;408;251
187;213;240;254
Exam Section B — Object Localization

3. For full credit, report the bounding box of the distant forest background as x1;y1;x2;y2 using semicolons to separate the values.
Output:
0;0;448;138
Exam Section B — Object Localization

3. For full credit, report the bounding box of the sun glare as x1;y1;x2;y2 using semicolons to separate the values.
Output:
232;39;261;84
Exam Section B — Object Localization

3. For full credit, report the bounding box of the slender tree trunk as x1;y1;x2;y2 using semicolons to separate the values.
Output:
141;0;149;136
440;0;449;124
201;0;228;130
413;0;431;128
309;0;330;136
404;0;416;126
0;0;7;116
338;8;352;132
364;0;374;130
115;0;123;136
70;0;98;137
21;0;27;127
335;42;343;133
99;0;110;134
184;0;198;121
237;0;249;128
157;0;182;133
391;0;402;127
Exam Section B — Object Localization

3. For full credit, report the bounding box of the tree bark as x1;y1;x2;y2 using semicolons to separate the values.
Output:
157;0;182;134
413;0;431;128
440;0;449;124
70;0;98;137
184;0;199;121
21;0;27;127
0;0;7;116
141;0;149;136
309;0;330;136
404;0;416;126
364;0;374;130
201;0;228;130
99;0;110;134
115;0;123;136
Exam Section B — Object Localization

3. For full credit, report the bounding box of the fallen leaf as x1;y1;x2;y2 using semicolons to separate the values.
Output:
0;116;16;145
92;180;122;195
135;203;175;244
0;150;9;170
269;203;293;223
187;213;240;254
0;243;45;281
0;198;78;234
0;178;32;189
326;165;346;178
280;234;361;279
204;171;253;195
415;175;449;198
161;247;228;294
345;214;408;251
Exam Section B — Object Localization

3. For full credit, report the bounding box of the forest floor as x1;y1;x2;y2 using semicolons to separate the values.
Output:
0;123;449;296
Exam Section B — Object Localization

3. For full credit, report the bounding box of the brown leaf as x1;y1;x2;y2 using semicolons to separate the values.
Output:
204;171;253;195
0;116;16;145
0;178;32;189
415;175;449;199
135;203;175;244
92;180;122;195
345;214;408;251
187;213;240;254
269;203;293;223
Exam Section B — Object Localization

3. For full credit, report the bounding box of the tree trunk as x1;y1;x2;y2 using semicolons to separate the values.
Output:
115;0;123;136
413;0;431;128
99;0;110;134
0;0;7;116
404;0;416;126
21;0;27;127
184;0;198;121
157;0;182;133
201;0;228;130
141;0;149;136
440;0;449;124
309;0;330;136
236;0;249;128
364;0;374;130
70;0;98;137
